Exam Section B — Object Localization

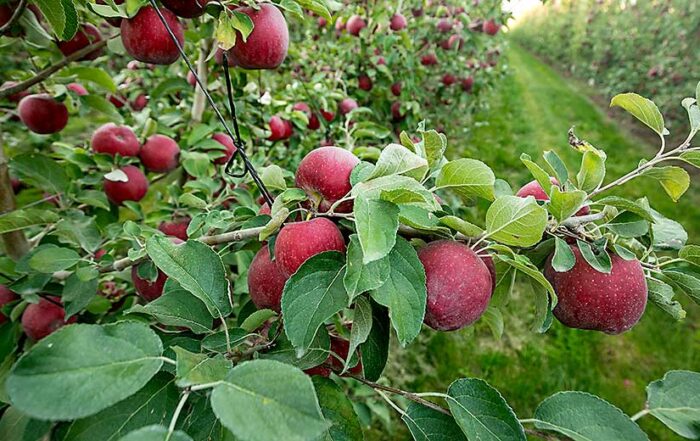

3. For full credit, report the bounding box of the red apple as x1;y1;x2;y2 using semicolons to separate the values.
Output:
295;146;360;213
418;240;493;331
228;4;288;69
18;94;68;134
346;15;366;36
131;266;168;302
328;335;362;375
139;134;180;172
131;93;148;111
21;297;76;340
67;83;88;96
104;165;149;205
461;76;474;92
211;132;237;165
293;102;320;130
483;19;500;36
121;6;184;65
442;73;456;86
274;218;346;277
391;101;404;121
421;53;438;66
161;0;209;18
57;24;103;60
321;109;335;122
339;98;358;115
545;246;647;334
108;94;127;108
391;82;402;96
389;13;407;31
437;18;452;33
358;75;373;91
0;285;18;325
158;216;191;241
268;115;292;141
516;178;590;216
91;123;140;157
1;81;29;103
248;246;288;312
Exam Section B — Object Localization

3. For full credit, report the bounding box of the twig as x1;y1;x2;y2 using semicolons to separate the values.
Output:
0;0;27;35
0;37;111;100
560;211;607;229
349;375;451;416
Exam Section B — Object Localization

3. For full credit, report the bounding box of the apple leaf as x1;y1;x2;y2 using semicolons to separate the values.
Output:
435;158;495;201
118;425;192;441
353;195;400;264
34;0;78;41
344;235;391;302
485;196;548;247
368;143;429;181
646;370;700;439
403;402;467;441
611;92;667;137
577;150;606;192
312;377;364;440
128;282;213;334
359;301;390;381
647;279;686;321
0;209;59;235
642;166;690;202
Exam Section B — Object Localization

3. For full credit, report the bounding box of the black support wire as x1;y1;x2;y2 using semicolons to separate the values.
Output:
146;0;275;207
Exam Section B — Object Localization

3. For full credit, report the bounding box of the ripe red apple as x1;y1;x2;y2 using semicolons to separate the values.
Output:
318;17;327;27
358;75;373;91
131;266;168;302
187;71;197;86
437;18;452;33
391;82;402;97
104;165;149;205
483;19;500;36
346;15;366;36
328;335;362;375
21;297;76;341
339;98;358;115
391;101;404;121
268;115;292;141
461;76;474;92
108;94;127;108
139;134;180;173
91;123;140;157
131;93;148;111
57;24;103;60
158;216;190;241
274;218;346;277
321;109;335;122
293;102;320;130
295;146;360;213
161;0;209;18
304;366;331;377
211;132;237;165
411;8;423;17
545;246;647;334
375;56;386;66
516;178;590;216
421;53;438;66
418;240;493;331
442;74;456;86
389;13;407;31
96;0;125;27
67;83;88;96
228;4;288;69
248;246;288;312
0;285;18;325
18;94;69;134
121;6;184;65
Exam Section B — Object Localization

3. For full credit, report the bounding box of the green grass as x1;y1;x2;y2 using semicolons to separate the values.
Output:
369;44;700;440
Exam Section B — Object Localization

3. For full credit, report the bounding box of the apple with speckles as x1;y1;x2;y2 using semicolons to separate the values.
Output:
248;246;288;312
228;4;289;69
104;165;149;205
295;146;360;213
140;134;180;173
91;123;140;157
21;297;76;341
274;218;346;277
121;6;184;65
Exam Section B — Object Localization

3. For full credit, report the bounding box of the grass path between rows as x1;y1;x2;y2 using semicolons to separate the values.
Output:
377;44;700;441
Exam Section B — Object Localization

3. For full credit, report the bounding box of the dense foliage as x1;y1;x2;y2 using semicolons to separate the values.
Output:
512;0;700;134
0;0;699;440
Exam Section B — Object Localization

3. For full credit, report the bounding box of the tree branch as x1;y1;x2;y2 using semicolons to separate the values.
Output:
0;0;27;35
349;375;451;416
0;37;111;100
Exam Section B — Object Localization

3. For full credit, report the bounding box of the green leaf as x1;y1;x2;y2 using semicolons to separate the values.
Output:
282;252;348;353
63;66;116;93
201;328;250;353
11;153;69;195
549;186;587;221
418;129;447;169
662;270;700;304
552;237;575;272
146;236;232;318
534;391;649;441
679;245;700;267
231;10;255;42
360;301;390;381
261;164;287;191
368;143;429;181
35;0;79;40
7;322;163;420
259;207;289;242
211;360;328;441
439;216;485;237
485;196;548;247
592;196;654;222
403;402;467;441
646;370;700;439
57;373;179;441
577;240;612;274
647;280;686;321
576;150;606;192
481;306;504;339
81;95;124;123
447;378;525;441
240;309;276;332
642;166;690;202
28;246;80;273
611;92;666;137
543;150;569;184
128;283;213;334
262;326;330;370
370;237;426;347
353;195;400;264
62;273;98;319
344;235;391;302
54;211;102;253
651;208;687;250
681;98;700;134
679;151;700;169
296;0;333;21
606;212;649;238
520;153;554;194
342;296;372;374
435;159;495;201
313;377;364;441
173;347;230;388
497;254;556;303
118;425;192;441
0;407;51;441
0;209;59;235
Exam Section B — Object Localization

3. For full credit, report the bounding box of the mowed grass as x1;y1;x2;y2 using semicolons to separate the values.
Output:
369;44;700;440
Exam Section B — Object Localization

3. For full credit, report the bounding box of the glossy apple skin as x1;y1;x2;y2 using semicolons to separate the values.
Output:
295;146;360;213
158;217;191;241
57;24;103;60
22;297;76;341
545;247;647;334
91;123;140;157
516;178;590;216
390;13;407;31
121;6;184;65
104;165;149;205
162;0;209;18
18;94;69;134
139;134;180;172
418;241;493;331
274;218;346;277
211;132;238;165
229;4;289;69
0;285;18;325
346;15;366;36
268;115;292;141
248;246;288;312
131;267;168;302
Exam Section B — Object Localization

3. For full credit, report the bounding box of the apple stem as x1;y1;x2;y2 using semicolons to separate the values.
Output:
166;391;190;440
0;134;29;260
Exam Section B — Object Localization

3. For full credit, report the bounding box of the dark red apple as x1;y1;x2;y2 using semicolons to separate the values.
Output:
91;123;140;157
18;94;68;134
389;13;407;31
391;101;404;121
131;93;148;111
391;82;402;96
228;4;288;69
418;240;493;331
346;15;366;36
21;297;76;340
268;115;292;141
104;165;149;205
442;73;456;86
421;53;438;66
437;18;452;33
248;246;288;312
139;134;180;172
57;24;103;60
274;218;346;277
131;266;168;302
0;285;18;325
158;216;190;241
161;0;209;18
211;132;237;165
121;6;184;65
516;178;590;216
295;146;360;213
358;75;373;91
461;76;474;92
293;102;320;130
328;335;362;375
483;19;500;36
